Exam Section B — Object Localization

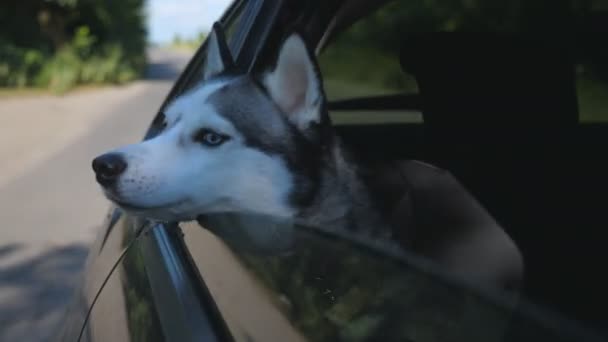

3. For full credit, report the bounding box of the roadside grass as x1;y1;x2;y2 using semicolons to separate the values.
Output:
0;84;115;99
0;87;49;99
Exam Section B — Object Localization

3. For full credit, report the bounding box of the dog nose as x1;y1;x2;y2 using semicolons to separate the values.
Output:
92;153;127;186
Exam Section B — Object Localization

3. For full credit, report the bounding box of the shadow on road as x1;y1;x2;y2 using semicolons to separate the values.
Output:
0;243;89;341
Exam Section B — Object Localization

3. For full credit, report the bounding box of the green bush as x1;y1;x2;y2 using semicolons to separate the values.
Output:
0;42;45;88
1;25;143;93
169;30;208;51
0;0;146;93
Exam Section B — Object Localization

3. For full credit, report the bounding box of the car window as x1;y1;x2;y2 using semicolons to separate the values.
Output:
318;2;419;101
317;1;422;125
319;0;608;125
315;0;533;126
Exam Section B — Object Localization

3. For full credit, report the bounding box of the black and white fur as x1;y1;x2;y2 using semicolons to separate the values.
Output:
93;29;388;237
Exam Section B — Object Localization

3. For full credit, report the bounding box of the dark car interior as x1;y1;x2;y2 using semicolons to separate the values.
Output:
332;22;608;340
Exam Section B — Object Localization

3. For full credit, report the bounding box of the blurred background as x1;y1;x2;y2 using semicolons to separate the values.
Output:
0;0;230;341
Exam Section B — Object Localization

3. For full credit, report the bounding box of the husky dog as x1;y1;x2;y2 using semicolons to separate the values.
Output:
92;28;389;237
92;26;523;290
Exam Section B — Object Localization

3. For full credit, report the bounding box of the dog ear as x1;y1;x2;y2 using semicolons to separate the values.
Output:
203;22;234;80
263;34;323;131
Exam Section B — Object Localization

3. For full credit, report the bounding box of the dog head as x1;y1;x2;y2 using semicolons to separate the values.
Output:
92;28;330;221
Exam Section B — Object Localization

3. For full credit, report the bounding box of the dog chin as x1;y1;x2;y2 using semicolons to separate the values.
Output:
115;202;190;222
104;193;193;221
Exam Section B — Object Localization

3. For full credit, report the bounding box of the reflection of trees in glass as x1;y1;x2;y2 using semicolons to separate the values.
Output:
203;212;599;341
227;228;597;342
228;230;516;342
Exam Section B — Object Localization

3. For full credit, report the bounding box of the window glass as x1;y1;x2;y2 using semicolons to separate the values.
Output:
318;2;419;101
317;2;422;124
317;0;532;103
318;0;608;124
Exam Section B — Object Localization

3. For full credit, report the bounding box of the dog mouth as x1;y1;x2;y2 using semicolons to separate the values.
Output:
104;193;150;211
103;190;178;212
113;199;154;211
104;191;188;217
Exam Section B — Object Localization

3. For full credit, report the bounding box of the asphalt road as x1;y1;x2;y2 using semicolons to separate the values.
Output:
0;48;192;341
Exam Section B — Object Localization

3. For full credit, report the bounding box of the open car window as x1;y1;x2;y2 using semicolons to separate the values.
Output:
318;0;608;125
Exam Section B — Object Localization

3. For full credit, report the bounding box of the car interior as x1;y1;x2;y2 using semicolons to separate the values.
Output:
294;0;608;336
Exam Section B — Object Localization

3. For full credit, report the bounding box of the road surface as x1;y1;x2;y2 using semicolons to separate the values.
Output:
0;48;193;341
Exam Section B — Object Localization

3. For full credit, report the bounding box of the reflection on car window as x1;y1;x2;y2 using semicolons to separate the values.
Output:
182;213;601;342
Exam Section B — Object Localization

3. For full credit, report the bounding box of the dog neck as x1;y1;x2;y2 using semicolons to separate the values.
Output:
295;141;391;238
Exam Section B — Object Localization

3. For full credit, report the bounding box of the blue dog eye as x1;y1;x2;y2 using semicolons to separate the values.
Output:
194;129;228;146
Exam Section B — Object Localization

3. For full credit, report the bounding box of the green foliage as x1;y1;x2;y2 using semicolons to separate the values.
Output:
207;211;587;342
319;0;608;120
168;30;208;51
172;34;183;45
0;0;146;93
0;41;45;88
230;226;515;342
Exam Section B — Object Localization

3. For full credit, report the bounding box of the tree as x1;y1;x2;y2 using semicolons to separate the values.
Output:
0;0;146;90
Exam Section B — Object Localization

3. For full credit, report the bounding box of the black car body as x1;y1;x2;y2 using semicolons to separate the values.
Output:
56;1;608;341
